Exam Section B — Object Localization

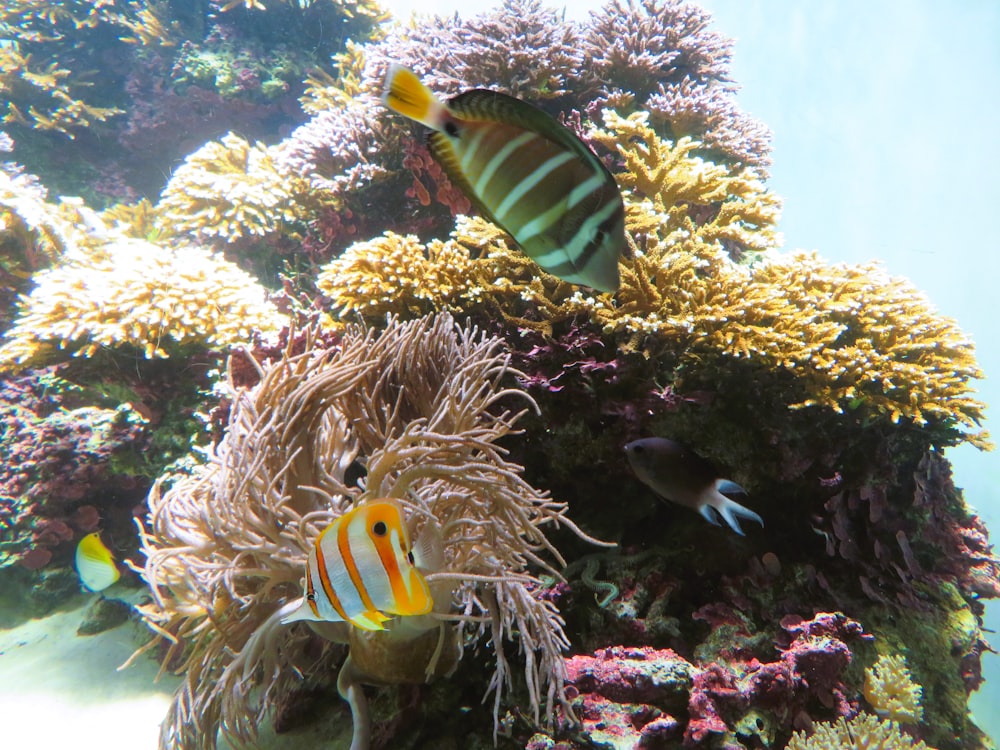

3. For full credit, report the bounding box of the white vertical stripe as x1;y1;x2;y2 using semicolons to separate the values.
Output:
459;126;489;174
318;529;365;618
531;197;619;269
566;172;607;209
347;512;393;611
517;201;569;243
494;151;575;221
471;131;537;196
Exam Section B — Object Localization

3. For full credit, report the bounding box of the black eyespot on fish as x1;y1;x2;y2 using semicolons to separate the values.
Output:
372;521;388;536
306;593;315;602
407;551;415;565
444;121;460;138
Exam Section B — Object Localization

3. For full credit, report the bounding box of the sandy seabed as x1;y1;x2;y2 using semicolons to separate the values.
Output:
0;594;354;750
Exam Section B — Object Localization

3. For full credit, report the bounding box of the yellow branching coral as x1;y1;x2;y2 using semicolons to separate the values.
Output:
864;653;923;724
0;45;124;137
155;133;313;243
0;238;287;369
221;0;389;20
316;110;986;443
316;230;482;317
591;110;783;256
130;313;598;749
1;168;84;268
787;713;932;750
300;40;368;114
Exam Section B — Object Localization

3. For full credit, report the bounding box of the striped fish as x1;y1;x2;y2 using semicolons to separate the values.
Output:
382;65;625;293
281;499;437;631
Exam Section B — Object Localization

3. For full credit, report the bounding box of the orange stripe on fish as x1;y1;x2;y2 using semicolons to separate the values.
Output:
337;506;378;614
281;499;439;631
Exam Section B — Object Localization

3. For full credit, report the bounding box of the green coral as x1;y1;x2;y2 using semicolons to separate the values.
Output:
172;39;305;102
316;109;986;447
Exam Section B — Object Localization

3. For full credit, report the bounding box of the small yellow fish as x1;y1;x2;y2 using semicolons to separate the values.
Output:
75;531;121;592
382;65;626;293
282;499;440;631
624;437;764;536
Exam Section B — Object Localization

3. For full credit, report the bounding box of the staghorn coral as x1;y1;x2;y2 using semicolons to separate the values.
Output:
155;133;313;244
787;712;933;750
0;237;287;370
131;313;601;750
1;163;86;268
864;653;923;724
581;0;771;168
317;111;985;444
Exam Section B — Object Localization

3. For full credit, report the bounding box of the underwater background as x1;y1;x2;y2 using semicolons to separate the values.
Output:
0;0;997;748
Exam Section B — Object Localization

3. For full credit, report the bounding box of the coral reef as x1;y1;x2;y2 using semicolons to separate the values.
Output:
557;612;872;748
864;654;922;724
2;0;386;201
787;713;932;750
0;0;994;747
154;133;312;244
131;314;602;749
279;0;769;261
0;237;287;369
0;371;149;574
317;110;985;446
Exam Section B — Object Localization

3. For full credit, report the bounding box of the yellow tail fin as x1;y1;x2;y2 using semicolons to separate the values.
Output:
382;64;445;130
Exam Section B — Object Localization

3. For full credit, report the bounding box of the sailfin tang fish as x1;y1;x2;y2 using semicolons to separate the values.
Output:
624;437;764;536
75;531;120;592
282;499;437;631
382;64;625;293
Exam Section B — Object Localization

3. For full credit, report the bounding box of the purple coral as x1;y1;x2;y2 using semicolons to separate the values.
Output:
561;613;871;747
583;0;772;168
0;370;149;572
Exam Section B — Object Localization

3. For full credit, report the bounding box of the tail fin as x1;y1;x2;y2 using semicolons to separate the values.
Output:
382;64;447;130
706;493;764;536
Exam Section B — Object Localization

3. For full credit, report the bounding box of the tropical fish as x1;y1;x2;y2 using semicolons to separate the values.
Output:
75;531;121;592
624;437;764;536
282;499;439;631
382;65;626;293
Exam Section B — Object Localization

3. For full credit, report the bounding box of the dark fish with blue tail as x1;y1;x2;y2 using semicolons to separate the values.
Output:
382;65;625;293
624;437;764;536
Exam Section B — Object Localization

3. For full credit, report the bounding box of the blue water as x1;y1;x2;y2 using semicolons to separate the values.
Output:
685;0;1000;736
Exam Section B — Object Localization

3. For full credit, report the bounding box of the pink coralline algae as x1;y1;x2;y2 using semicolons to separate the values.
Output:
0;371;150;571
561;614;871;748
565;646;690;747
402;139;473;216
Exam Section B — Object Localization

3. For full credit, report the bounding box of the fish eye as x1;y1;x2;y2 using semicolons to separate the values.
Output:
407;551;415;565
372;521;388;536
306;593;315;602
631;444;644;454
444;121;460;138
